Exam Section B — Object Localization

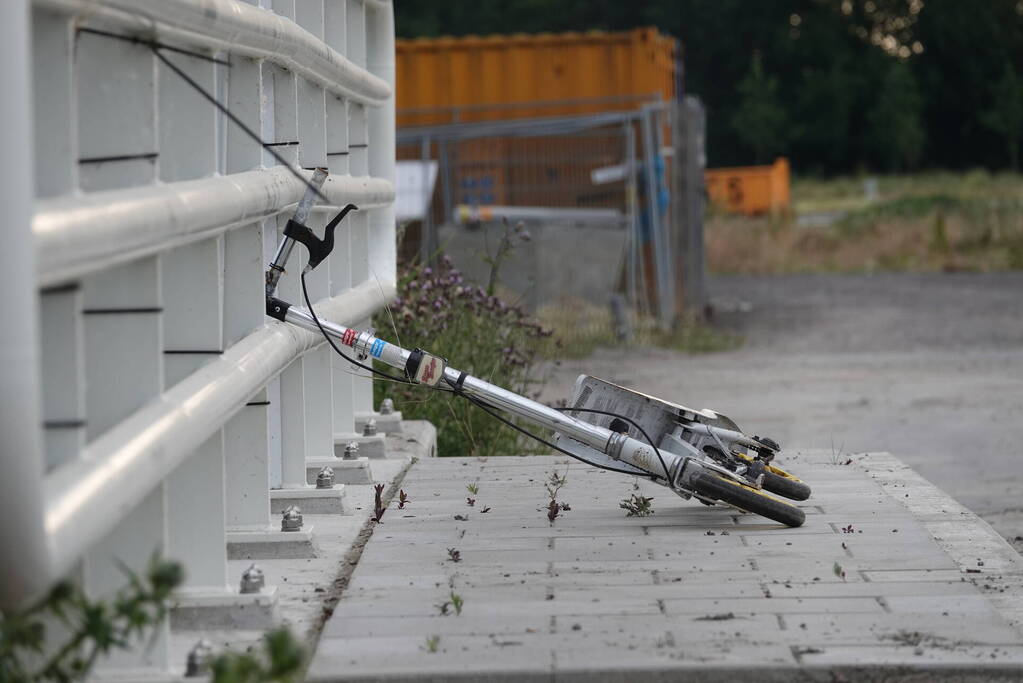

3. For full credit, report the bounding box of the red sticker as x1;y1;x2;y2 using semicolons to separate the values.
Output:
341;329;357;346
420;357;437;384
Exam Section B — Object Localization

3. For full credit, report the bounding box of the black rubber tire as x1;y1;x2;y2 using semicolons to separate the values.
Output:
690;470;806;527
761;470;812;501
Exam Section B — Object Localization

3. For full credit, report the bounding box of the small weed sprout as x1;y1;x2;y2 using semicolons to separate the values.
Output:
398;489;410;509
547;500;562;525
424;635;440;653
466;497;476;507
466;481;480;496
480;506;491;513
543;468;571;526
449;592;464;616
620;494;655;517
545;469;568;500
829;436;850;466
447;547;462;563
833;561;847;581
373;483;386;522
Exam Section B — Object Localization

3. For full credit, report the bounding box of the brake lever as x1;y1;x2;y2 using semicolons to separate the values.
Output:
283;203;359;272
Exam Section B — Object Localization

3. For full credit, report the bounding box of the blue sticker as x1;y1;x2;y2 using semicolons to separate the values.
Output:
370;339;385;358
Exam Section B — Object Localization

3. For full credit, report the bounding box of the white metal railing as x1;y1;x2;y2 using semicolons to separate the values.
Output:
34;0;392;106
35;167;394;287
1;0;396;674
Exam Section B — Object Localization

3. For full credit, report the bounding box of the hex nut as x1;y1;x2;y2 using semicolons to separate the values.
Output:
185;639;214;677
379;398;395;415
342;441;359;460
281;505;303;531
363;418;378;436
239;563;265;594
316;466;335;489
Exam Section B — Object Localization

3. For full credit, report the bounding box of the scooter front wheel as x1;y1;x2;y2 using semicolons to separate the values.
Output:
761;468;812;501
690;470;806;527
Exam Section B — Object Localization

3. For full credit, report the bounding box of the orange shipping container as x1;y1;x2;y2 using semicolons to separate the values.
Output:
705;158;791;216
396;28;678;126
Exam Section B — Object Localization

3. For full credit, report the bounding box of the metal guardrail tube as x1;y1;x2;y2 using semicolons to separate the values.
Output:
35;0;392;106
0;0;53;611
34;168;395;287
43;279;394;578
366;0;398;285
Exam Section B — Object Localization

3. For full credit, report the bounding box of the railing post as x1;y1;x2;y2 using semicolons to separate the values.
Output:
73;28;169;673
0;0;50;612
345;0;390;454
296;0;338;476
221;54;315;558
80;256;168;672
325;0;357;443
157;44;235;610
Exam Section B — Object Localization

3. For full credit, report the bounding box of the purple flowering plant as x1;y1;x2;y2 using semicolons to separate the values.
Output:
373;251;554;458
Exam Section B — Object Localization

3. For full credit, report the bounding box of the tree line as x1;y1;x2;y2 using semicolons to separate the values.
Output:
395;0;1023;173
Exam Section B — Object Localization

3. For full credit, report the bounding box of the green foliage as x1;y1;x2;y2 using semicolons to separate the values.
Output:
0;557;183;682
395;0;1023;172
868;61;925;171
373;253;553;459
981;63;1023;170
731;53;788;164
210;628;305;683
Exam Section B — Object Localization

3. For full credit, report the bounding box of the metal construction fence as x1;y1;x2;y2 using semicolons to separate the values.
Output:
396;97;707;331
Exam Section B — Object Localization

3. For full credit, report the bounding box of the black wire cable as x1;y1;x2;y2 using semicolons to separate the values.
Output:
456;390;658;479
153;47;329;204
300;272;457;394
302;269;664;475
300;271;455;391
554;407;671;480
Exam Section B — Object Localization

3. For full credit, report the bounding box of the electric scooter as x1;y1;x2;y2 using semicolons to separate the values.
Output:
266;170;810;528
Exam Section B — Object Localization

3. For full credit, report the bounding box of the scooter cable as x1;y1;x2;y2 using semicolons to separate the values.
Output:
456;390;659;480
301;271;453;392
553;407;671;481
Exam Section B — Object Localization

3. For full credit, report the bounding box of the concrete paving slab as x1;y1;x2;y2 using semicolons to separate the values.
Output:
162;428;429;680
307;450;1023;681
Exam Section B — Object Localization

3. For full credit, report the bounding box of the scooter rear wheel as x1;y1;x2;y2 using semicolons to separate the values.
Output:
690;470;806;527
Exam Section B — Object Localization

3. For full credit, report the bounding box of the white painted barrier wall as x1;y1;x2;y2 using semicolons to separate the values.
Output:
0;0;395;674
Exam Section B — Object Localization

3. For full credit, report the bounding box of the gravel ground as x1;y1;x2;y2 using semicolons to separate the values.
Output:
541;272;1023;551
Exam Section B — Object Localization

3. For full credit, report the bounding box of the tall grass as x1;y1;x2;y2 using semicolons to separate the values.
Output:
709;172;1023;274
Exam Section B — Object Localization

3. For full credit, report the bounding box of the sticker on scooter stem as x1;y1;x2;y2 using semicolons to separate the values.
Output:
370;339;386;358
342;329;357;346
406;349;446;386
